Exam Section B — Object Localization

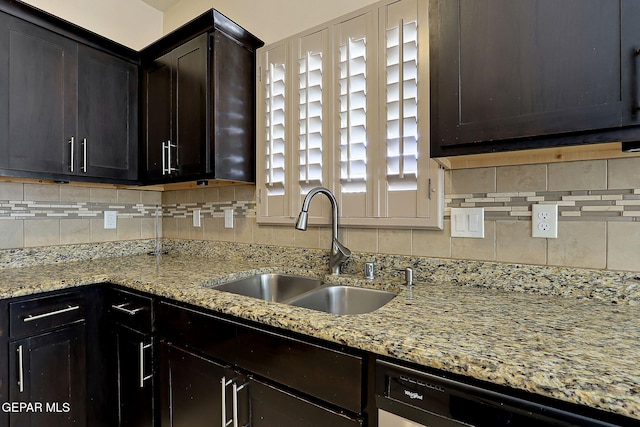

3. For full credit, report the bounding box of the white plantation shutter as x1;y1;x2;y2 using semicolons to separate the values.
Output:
293;29;331;223
385;16;419;191
266;61;287;195
257;0;443;229
298;50;324;192
257;43;291;222
334;11;377;220
339;36;368;193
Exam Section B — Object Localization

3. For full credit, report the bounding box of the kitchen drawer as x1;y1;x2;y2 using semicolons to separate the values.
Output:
10;291;86;339
107;287;153;334
236;325;364;414
157;301;236;364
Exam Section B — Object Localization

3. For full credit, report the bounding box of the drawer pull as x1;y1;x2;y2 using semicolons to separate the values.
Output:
112;303;144;316
23;305;80;323
17;345;24;393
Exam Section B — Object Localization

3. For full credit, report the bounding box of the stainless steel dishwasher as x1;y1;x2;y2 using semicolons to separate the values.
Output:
375;360;634;427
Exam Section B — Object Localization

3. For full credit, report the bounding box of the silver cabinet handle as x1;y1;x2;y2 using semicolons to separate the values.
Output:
139;342;153;388
232;382;248;427
111;303;144;316
162;141;167;175
81;138;87;173
68;136;75;172
167;140;177;173
17;345;24;393
221;377;233;427
23;305;80;323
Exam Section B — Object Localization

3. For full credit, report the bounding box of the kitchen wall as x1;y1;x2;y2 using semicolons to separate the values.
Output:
162;157;640;273
162;0;380;44
0;182;162;249
20;0;163;49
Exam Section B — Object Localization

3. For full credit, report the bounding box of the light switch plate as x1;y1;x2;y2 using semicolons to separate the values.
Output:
104;211;117;229
193;209;201;227
224;208;234;229
450;208;484;238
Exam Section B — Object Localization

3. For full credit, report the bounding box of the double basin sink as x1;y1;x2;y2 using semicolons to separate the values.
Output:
212;273;396;315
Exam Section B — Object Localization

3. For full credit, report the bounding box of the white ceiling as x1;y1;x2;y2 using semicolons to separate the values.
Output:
141;0;181;11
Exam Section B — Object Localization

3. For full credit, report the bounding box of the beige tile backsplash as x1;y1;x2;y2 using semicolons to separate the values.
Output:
3;156;640;272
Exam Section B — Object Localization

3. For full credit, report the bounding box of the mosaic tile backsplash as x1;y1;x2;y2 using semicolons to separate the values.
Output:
2;157;640;272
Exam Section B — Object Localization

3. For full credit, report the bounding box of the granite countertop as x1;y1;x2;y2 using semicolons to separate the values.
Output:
0;252;638;421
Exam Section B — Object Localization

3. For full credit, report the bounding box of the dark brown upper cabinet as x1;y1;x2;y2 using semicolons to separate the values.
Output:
430;0;640;157
140;10;264;184
0;4;139;183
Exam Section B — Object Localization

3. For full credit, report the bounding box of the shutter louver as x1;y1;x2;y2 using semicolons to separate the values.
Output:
339;37;368;194
299;51;324;193
386;19;418;191
265;62;286;196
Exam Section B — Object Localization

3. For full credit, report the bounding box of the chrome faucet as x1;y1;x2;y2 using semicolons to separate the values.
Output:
295;187;351;275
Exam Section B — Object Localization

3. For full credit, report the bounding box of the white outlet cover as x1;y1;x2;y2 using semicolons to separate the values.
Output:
532;204;558;238
104;211;117;229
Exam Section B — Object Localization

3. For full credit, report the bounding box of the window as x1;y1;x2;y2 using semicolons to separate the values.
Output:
257;0;443;229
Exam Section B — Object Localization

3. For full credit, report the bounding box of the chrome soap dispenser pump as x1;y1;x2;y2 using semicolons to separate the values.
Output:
295;187;351;275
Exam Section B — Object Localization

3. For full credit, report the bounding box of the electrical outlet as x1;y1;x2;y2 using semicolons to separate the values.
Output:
532;204;558;238
104;211;117;229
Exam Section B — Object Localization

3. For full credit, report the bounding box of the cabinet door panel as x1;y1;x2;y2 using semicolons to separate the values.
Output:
143;52;172;181
174;34;207;177
78;45;138;180
1;14;77;175
431;0;636;149
212;31;256;182
112;325;153;427
160;342;230;427
9;324;86;427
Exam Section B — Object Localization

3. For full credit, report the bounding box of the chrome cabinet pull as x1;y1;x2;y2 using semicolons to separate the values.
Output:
17;345;24;393
23;305;80;323
81;138;87;173
232;382;248;427
167;140;177;173
68;136;75;172
139;342;152;388
162;141;168;175
221;377;233;427
111;303;144;316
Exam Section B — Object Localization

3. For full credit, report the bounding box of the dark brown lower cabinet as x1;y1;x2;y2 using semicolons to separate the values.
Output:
112;325;154;427
8;323;87;427
160;342;238;427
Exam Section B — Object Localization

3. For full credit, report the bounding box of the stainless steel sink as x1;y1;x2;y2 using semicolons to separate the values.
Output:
213;274;323;302
286;286;396;315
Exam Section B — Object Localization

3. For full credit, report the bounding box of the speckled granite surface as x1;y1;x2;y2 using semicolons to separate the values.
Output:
0;246;639;422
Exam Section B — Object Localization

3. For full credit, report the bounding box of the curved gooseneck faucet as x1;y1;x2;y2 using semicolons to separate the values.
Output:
295;187;351;275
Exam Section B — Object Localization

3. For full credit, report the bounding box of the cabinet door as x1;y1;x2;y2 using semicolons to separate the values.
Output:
160;342;231;427
430;0;639;151
0;13;77;175
8;323;87;427
173;34;207;177
78;45;138;181
250;378;363;427
212;30;257;182
112;325;153;427
143;51;172;181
